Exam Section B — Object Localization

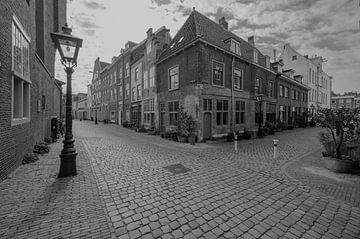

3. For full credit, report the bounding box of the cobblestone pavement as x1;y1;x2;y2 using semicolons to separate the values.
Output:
284;149;360;208
76;121;360;239
0;138;114;239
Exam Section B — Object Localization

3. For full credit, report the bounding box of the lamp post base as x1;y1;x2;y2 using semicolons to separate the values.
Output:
58;152;77;178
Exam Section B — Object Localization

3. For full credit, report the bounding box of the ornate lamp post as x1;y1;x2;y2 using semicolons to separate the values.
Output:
256;94;265;138
51;24;83;178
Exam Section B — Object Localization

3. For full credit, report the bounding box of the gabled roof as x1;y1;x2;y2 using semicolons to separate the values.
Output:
158;10;260;63
100;61;110;70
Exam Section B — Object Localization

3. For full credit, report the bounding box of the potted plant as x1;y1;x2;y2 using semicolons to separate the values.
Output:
176;106;189;143
315;107;360;173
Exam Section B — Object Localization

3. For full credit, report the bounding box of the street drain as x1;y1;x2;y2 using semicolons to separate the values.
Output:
163;163;191;175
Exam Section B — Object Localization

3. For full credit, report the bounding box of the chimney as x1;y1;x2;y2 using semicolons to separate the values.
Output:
248;36;255;47
219;17;228;30
147;28;153;38
273;49;277;62
112;56;117;62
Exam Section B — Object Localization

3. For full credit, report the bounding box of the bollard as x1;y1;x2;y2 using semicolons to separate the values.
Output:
273;139;279;158
234;133;238;152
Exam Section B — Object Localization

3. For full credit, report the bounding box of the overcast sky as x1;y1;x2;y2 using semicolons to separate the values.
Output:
55;0;360;94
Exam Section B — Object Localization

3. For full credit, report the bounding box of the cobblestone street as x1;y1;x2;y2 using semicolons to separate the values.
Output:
1;120;360;238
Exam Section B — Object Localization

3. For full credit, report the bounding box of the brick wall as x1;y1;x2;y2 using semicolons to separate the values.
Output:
0;0;65;180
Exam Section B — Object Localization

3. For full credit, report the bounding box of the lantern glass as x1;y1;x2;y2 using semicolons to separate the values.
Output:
59;39;77;60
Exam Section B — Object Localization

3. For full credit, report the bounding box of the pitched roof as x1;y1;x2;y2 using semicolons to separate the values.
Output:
100;61;110;70
158;10;260;63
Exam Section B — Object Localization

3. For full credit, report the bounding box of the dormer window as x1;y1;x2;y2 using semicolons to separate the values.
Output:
253;50;258;63
230;39;241;56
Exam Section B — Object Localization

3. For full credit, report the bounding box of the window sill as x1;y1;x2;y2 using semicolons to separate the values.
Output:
168;88;179;92
212;84;225;88
11;117;30;126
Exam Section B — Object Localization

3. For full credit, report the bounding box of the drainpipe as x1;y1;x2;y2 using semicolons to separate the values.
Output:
231;56;235;133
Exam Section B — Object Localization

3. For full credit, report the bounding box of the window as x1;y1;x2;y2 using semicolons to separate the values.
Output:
137;85;141;100
235;101;245;124
230;40;241;55
253;50;258;63
168;101;179;126
169;65;179;90
292;90;297;100
269;82;274;97
125;83;129;99
279;85;284;97
284;87;289;98
255;78;262;94
216;100;228;126
234;68;243;90
135;67;139;81
125;62;130;77
144;98;155;125
119;86;123;100
203;99;212;111
132;87;136;101
279;105;286;122
12;16;31;124
143;70;148;89
292;55;297;61
119;67;123;82
212;61;224;86
149;66;155;87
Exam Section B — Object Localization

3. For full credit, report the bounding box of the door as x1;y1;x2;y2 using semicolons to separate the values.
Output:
203;112;212;139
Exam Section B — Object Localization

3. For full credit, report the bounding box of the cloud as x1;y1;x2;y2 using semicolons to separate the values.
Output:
83;1;106;10
151;0;172;6
57;0;360;94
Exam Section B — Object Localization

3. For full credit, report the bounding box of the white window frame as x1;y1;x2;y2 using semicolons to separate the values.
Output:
230;39;241;56
233;68;243;90
149;66;155;88
253;50;258;63
212;60;225;87
168;65;179;91
11;15;31;126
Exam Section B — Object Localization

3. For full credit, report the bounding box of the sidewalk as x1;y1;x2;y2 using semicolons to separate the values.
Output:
283;149;360;208
0;139;114;239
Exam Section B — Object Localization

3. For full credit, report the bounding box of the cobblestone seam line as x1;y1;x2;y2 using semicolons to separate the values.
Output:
80;140;117;239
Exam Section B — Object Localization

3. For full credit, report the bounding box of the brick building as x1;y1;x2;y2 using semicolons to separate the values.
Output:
142;27;171;130
272;61;309;124
90;57;109;122
156;10;279;140
0;0;66;180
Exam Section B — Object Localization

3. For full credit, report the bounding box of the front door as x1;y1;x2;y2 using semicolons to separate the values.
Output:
203;112;212;139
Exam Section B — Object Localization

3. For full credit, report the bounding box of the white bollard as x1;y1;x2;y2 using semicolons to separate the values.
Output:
234;134;238;152
273;139;279;158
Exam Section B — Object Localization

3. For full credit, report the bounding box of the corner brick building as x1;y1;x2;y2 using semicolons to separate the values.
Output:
156;10;277;140
156;10;308;141
0;0;66;180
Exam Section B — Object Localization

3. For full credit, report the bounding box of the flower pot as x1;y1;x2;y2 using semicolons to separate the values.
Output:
323;156;354;173
177;135;187;143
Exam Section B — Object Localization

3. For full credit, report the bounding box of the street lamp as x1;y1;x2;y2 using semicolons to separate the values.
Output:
51;24;83;178
256;94;265;138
